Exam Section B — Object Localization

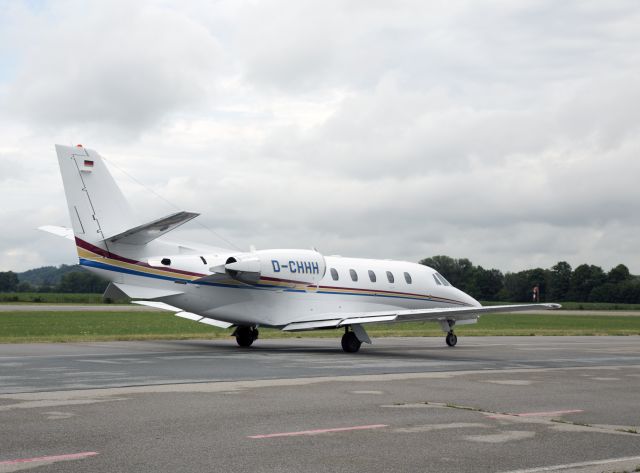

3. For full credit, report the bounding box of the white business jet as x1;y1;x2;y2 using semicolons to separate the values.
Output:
41;145;559;352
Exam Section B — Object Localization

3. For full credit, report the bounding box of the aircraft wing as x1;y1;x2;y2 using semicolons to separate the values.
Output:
103;282;184;300
132;300;233;329
282;303;561;332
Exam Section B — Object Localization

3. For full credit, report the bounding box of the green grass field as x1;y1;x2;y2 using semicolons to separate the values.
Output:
0;310;639;343
0;293;110;304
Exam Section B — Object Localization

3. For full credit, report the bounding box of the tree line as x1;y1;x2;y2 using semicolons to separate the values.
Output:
420;256;639;303
0;269;108;294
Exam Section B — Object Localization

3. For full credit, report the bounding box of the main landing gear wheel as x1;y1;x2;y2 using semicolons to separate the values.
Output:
445;332;458;347
235;326;259;348
341;331;362;353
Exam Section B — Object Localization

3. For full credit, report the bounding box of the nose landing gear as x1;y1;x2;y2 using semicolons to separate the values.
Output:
445;331;457;347
440;319;458;347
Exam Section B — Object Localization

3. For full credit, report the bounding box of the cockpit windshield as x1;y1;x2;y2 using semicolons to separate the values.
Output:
435;272;451;286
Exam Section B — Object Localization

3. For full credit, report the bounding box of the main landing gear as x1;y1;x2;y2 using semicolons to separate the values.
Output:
340;325;371;353
341;330;362;353
234;326;259;347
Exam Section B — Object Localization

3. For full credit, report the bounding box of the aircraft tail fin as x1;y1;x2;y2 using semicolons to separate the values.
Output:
54;144;199;254
55;144;137;248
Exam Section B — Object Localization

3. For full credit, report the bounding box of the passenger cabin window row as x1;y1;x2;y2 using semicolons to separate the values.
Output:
327;268;413;285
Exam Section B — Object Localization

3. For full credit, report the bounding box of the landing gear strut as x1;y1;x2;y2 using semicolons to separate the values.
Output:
341;328;362;353
234;326;259;347
445;331;457;347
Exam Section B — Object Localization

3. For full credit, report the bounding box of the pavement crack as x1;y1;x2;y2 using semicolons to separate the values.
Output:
383;401;640;437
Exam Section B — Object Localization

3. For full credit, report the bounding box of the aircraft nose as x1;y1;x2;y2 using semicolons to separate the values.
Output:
457;288;481;307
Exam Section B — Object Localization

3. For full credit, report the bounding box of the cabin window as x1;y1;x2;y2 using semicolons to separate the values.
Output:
349;269;358;282
200;256;207;265
368;270;376;282
386;271;395;283
436;272;451;286
433;274;442;285
404;272;412;284
330;268;339;281
161;258;171;266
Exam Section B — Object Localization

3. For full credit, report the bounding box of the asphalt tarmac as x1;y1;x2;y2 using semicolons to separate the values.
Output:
1;336;639;472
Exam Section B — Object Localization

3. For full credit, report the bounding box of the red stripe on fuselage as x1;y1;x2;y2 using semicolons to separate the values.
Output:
318;284;469;306
75;237;205;278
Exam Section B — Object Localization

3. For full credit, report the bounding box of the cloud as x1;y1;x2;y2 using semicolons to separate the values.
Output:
2;0;222;137
0;0;639;274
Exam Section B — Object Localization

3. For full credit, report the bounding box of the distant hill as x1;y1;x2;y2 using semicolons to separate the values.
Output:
18;264;84;286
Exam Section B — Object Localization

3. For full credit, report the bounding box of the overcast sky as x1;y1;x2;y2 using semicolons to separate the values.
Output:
0;0;639;274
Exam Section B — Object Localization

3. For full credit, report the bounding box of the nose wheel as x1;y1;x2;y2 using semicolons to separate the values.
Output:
445;332;457;347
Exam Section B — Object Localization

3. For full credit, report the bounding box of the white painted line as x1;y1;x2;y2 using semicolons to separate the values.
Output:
514;409;584;417
249;424;388;439
0;451;98;465
498;455;640;473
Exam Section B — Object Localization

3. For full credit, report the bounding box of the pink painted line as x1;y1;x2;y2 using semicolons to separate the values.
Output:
0;451;98;465
487;409;583;419
249;424;388;439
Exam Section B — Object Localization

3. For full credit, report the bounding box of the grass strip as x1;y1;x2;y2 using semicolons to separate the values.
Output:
0;311;639;343
0;293;106;304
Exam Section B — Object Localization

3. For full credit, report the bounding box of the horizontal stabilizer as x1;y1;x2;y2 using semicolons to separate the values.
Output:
105;211;199;245
132;300;232;328
107;282;184;300
38;225;75;241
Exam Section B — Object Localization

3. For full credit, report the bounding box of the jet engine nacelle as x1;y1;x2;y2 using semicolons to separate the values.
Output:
223;249;326;286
